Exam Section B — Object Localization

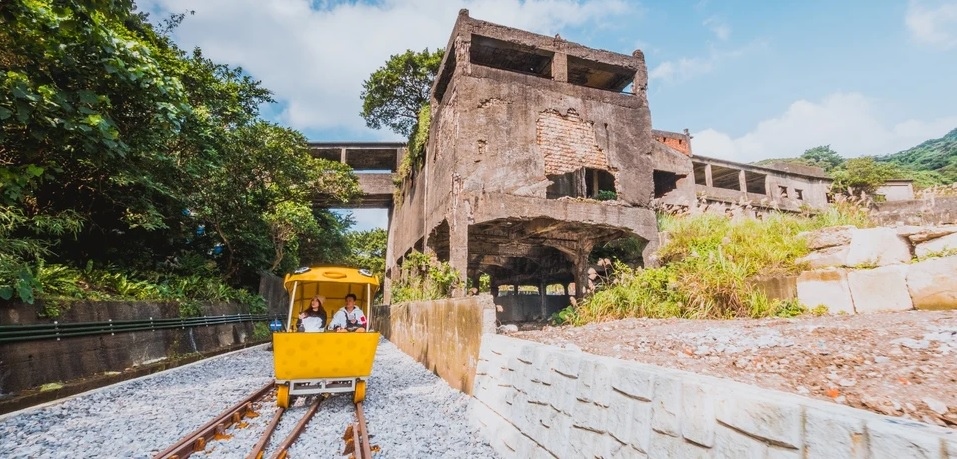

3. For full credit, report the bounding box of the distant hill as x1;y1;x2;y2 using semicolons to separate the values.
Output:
876;128;957;186
748;128;957;188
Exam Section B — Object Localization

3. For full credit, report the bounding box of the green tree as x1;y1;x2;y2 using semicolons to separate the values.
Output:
800;145;844;172
830;157;897;197
346;228;388;276
359;48;444;137
0;1;360;295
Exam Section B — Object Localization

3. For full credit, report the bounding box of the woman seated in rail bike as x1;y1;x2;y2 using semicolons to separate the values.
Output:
328;293;367;332
296;295;327;332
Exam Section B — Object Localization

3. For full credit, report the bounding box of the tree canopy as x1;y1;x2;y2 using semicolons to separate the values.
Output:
800;145;843;172
0;0;359;300
830;157;897;197
359;48;444;137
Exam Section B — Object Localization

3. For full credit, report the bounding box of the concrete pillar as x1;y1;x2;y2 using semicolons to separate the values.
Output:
340;148;347;164
572;241;594;298
539;280;548;320
395;147;405;172
383;205;395;305
448;216;468;298
642;235;660;268
739;170;747;193
552;52;568;83
704;164;713;187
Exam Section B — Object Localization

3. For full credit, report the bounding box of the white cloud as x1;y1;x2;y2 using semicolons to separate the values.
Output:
703;16;730;40
140;0;630;137
649;40;762;82
905;0;957;49
692;92;957;163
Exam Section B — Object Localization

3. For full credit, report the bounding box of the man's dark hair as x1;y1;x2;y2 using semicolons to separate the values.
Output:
345;293;357;301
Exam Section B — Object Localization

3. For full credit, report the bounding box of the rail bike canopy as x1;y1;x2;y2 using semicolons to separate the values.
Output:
282;266;379;330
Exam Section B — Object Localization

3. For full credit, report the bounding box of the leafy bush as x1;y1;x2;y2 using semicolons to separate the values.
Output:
27;260;267;318
391;249;461;303
252;322;271;340
569;203;873;324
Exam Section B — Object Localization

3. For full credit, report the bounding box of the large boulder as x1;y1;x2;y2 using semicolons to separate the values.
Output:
902;224;957;244
844;227;912;267
847;265;913;313
914;232;957;259
800;225;855;250
795;245;849;269
906;256;957;310
797;268;854;314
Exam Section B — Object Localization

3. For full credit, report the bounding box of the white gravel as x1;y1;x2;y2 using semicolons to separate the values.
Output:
0;339;499;458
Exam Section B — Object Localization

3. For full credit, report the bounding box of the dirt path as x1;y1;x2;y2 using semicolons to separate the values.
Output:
508;310;957;430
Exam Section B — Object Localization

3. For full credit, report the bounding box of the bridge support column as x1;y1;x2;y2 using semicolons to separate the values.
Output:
449;215;468;298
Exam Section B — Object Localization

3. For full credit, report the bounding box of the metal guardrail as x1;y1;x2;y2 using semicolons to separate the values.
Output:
0;313;275;344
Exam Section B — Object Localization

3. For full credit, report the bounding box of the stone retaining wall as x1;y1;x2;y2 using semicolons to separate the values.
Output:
795;225;957;313
372;295;496;394
471;334;957;458
0;300;261;394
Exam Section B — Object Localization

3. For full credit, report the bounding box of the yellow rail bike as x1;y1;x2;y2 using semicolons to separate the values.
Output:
272;266;380;408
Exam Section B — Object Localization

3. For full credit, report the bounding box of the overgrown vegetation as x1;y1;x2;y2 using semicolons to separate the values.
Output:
393;103;432;199
391;250;460;303
31;261;267;318
877;127;957;187
557;200;874;325
1;1;360;305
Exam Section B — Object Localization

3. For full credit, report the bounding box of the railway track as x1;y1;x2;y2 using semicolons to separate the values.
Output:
154;382;375;459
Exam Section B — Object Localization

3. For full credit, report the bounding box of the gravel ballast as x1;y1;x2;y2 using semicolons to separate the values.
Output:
0;339;499;458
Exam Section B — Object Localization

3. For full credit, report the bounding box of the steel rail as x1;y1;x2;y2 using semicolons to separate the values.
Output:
269;396;323;459
246;407;285;459
354;402;374;459
153;382;274;459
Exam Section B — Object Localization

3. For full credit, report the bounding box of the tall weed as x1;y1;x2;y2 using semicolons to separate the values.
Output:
571;201;873;324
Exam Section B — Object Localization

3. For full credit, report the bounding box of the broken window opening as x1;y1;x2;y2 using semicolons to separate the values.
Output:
710;165;741;191
545;284;566;295
653;170;681;198
567;55;635;93
692;162;708;185
778;186;789;199
546;168;616;200
794;189;804;200
743;171;767;195
470;34;553;79
586;168;616;200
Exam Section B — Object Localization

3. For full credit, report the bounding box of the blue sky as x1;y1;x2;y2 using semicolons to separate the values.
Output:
142;0;957;230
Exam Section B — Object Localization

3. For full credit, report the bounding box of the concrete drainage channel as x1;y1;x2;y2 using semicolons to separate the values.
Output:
469;334;957;458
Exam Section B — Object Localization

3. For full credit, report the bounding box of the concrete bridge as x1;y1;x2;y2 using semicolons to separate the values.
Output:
308;141;404;209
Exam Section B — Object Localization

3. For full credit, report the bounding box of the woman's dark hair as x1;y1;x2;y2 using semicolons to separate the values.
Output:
304;295;327;318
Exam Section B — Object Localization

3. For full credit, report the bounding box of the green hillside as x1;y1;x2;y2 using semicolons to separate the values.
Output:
876;128;957;186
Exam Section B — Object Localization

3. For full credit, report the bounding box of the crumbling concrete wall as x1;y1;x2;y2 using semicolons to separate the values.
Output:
371;296;496;394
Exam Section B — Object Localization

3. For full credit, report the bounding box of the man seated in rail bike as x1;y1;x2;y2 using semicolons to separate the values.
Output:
297;295;327;332
328;293;367;332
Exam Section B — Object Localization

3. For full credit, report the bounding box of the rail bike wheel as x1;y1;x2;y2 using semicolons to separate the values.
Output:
276;383;290;408
353;380;366;403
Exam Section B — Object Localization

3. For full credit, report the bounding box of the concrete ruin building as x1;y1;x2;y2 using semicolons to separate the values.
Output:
314;11;910;319
385;10;691;314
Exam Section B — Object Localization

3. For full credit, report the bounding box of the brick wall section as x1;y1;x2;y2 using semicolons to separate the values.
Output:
537;108;608;175
654;136;690;156
471;334;957;458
